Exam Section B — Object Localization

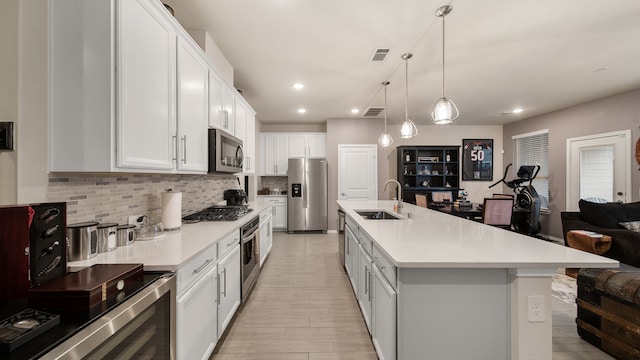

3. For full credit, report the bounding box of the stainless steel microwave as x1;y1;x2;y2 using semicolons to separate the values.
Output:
208;128;243;173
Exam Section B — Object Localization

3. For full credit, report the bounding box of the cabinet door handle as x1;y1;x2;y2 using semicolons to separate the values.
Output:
364;266;369;294
368;271;374;302
192;258;212;274
181;135;187;164
222;268;227;297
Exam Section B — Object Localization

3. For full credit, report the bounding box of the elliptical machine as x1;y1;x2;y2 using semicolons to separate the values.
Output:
489;163;542;236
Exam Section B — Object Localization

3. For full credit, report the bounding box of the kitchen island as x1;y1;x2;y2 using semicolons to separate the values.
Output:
338;200;617;360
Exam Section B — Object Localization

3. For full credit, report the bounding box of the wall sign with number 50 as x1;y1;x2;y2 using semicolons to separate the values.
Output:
462;139;493;181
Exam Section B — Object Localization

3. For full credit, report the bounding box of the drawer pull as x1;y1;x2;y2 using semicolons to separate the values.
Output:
192;259;212;275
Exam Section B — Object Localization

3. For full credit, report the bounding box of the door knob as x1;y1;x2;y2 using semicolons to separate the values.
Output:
618;192;624;196
341;193;346;196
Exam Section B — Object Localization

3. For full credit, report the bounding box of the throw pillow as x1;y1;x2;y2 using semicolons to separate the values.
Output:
620;221;640;232
579;200;640;229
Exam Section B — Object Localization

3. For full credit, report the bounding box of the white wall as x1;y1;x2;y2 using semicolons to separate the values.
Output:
0;0;19;204
186;30;234;85
16;0;48;203
386;124;504;204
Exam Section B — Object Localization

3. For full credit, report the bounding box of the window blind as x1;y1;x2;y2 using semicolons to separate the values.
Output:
512;130;549;208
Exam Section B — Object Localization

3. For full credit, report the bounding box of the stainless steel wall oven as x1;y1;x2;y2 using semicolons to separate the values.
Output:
240;216;260;300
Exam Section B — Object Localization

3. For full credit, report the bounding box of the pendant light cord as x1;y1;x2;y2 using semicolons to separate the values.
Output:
405;58;409;121
383;83;388;132
441;14;446;97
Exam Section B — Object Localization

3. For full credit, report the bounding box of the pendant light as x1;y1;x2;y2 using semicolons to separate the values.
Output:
400;53;418;138
431;5;459;125
378;81;393;147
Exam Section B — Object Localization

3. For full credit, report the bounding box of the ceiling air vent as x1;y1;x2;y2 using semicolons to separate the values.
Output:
363;107;384;117
370;48;390;63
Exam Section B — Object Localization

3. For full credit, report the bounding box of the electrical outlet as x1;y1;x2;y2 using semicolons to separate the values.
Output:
527;295;545;322
128;214;146;228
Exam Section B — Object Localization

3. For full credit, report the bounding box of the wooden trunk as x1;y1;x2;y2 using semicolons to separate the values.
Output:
577;266;640;360
28;264;144;309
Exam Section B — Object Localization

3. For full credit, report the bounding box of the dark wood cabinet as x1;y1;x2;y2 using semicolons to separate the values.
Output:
396;146;460;204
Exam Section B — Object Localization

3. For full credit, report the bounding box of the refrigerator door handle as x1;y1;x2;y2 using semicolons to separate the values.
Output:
302;173;308;209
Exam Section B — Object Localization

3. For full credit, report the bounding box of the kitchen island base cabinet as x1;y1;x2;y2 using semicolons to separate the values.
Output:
217;244;241;337
357;244;373;333
372;265;396;360
344;225;359;295
177;264;218;360
397;268;508;359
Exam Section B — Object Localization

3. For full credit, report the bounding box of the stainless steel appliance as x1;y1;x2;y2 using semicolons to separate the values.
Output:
41;273;176;359
96;223;118;253
208;128;243;173
183;205;253;222
67;222;98;261
240;216;260;300
287;158;328;233
116;224;136;246
224;189;248;206
338;209;345;266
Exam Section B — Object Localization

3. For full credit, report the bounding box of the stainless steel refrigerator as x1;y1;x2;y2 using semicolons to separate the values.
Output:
288;158;328;233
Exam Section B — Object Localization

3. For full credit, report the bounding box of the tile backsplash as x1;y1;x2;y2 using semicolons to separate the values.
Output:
48;173;238;225
260;176;287;191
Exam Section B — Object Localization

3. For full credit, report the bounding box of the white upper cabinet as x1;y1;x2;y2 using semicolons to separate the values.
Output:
235;100;256;174
259;132;326;176
176;36;209;173
261;134;288;175
307;133;327;158
49;0;257;174
244;111;256;173
287;133;327;159
117;0;176;171
50;0;178;172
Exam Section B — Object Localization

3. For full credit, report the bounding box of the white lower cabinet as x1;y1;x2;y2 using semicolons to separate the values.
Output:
259;209;273;265
176;264;218;360
358;244;373;333
259;196;287;230
217;244;241;337
344;214;396;360
372;264;397;360
345;225;359;294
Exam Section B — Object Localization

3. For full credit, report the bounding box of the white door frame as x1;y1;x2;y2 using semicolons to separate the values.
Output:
338;144;378;201
565;129;631;210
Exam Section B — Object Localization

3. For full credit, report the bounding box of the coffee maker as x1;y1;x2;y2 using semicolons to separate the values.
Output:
224;189;248;206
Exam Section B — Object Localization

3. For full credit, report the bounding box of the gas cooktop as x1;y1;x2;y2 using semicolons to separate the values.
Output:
182;205;253;223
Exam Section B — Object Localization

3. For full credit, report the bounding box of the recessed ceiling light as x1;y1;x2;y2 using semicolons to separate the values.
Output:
297;108;306;114
351;108;359;114
292;82;304;90
512;108;524;114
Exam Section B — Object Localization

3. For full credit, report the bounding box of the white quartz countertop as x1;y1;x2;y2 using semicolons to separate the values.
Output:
338;200;619;269
68;202;271;272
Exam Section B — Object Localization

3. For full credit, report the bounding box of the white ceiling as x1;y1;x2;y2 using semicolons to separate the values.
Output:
164;0;640;126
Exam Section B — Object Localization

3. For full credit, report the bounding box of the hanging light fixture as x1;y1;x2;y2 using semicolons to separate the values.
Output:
431;5;459;125
378;81;394;147
400;53;418;138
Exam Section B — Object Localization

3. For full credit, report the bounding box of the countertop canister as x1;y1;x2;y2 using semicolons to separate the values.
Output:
161;190;182;230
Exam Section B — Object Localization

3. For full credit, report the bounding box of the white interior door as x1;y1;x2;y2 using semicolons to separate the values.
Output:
566;130;631;211
338;144;377;200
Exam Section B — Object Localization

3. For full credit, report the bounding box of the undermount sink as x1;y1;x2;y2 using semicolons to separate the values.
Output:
355;210;402;220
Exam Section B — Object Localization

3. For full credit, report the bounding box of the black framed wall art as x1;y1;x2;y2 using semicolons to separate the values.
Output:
462;139;493;181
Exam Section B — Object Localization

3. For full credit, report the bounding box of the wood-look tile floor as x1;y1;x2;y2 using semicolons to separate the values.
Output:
211;232;613;360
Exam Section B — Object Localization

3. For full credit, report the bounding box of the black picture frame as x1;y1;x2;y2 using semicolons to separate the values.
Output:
462;139;493;181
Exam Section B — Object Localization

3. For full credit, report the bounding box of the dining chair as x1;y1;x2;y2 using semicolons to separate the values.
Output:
482;198;514;229
415;194;428;208
431;191;453;203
